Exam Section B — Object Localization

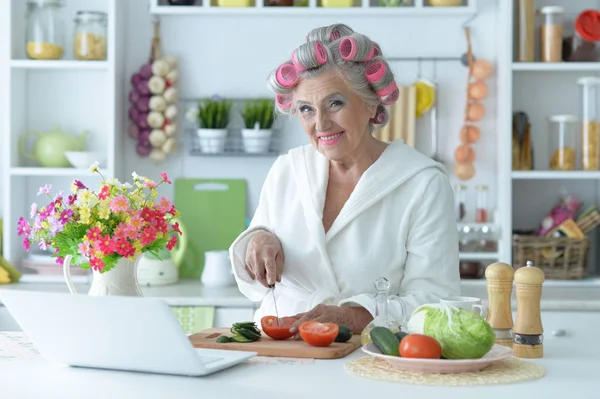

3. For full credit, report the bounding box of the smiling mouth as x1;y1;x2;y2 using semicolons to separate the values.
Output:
318;131;344;141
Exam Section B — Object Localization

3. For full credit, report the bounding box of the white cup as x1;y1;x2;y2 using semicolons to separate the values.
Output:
440;296;487;317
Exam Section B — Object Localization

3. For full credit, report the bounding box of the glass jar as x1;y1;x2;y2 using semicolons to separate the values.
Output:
26;0;65;60
454;185;467;222
74;11;108;61
540;6;564;62
517;0;535;62
475;185;489;223
569;10;600;62
360;277;400;345
578;77;600;171
548;114;578;171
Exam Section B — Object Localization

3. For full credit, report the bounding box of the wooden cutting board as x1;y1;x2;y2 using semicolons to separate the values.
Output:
189;328;362;359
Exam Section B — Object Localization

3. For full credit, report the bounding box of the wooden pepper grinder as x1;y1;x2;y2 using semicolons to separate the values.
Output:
513;260;545;358
484;262;515;348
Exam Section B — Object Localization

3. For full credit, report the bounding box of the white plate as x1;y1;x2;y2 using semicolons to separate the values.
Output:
361;343;513;374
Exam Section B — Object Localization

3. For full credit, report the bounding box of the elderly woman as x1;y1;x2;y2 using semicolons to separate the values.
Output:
229;23;460;335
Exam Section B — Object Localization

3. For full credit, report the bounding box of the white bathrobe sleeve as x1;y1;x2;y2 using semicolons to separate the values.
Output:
338;172;461;325
229;157;284;302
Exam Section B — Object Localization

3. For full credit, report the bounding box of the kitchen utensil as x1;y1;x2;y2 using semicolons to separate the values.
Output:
485;262;515;348
137;218;188;286
174;179;246;279
440;296;486;317
428;61;443;164
270;285;280;325
513;261;545;358
19;125;88;168
64;151;105;169
189;328;361;359
200;250;235;288
361;343;513;374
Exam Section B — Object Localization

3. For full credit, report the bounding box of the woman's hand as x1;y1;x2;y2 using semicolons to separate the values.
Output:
245;231;284;288
289;304;373;336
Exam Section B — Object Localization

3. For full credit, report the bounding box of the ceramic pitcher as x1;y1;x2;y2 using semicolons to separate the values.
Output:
63;254;143;297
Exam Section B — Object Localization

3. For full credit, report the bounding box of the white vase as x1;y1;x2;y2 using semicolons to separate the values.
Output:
241;128;272;154
196;128;228;154
63;254;144;297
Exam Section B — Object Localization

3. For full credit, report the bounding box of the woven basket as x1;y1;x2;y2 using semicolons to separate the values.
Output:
512;234;589;279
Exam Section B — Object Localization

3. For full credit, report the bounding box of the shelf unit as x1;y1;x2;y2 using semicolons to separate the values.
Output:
149;0;478;16
0;0;127;275
497;0;600;279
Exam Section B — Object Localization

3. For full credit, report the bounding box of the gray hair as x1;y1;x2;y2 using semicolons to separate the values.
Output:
267;24;398;130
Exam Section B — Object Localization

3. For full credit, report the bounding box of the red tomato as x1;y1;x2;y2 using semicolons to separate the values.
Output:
261;316;297;340
298;321;339;347
399;334;443;359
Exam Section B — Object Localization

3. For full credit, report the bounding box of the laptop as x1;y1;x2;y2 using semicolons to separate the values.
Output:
0;289;256;376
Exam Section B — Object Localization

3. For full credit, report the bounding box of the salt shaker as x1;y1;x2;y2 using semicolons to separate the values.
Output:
484;262;514;347
513;260;545;358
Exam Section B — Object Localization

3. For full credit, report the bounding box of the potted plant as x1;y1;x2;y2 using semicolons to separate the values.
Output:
241;98;275;154
17;165;183;296
192;95;232;154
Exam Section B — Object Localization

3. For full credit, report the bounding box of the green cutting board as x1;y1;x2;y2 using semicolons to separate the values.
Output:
175;179;247;279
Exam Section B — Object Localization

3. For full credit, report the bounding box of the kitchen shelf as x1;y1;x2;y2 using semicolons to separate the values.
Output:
511;171;600;180
9;60;109;70
512;62;600;72
459;252;498;261
9;168;110;177
149;0;478;16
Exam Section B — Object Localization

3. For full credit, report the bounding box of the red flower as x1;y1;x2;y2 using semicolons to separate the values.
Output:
160;172;172;185
172;222;182;235
114;238;135;258
90;257;104;272
139;227;156;246
166;235;178;250
98;185;111;200
86;226;102;241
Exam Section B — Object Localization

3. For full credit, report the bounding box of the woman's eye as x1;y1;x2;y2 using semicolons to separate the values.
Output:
299;105;312;113
330;100;343;108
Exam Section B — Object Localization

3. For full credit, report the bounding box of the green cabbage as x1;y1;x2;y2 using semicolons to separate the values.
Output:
406;304;496;360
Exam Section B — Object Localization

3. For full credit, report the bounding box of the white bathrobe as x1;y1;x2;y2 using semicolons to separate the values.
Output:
229;140;460;326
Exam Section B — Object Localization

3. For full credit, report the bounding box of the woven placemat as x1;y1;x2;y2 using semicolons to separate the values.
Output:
345;356;546;386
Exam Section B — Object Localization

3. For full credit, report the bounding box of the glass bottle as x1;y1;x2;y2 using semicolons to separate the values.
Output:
26;0;65;60
540;6;564;63
475;185;489;223
578;77;600;171
454;185;467;222
548;114;578;171
74;11;108;61
517;0;535;62
360;277;400;345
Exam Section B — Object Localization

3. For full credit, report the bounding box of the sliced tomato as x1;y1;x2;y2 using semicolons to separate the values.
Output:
261;316;297;340
399;334;442;359
298;321;339;347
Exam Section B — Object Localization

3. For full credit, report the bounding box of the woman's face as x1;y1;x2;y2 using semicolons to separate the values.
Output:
294;69;377;161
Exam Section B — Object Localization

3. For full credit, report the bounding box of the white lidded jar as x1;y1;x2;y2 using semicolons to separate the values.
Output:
548;114;578;171
578;77;600;171
540;5;565;62
26;0;65;60
74;11;108;61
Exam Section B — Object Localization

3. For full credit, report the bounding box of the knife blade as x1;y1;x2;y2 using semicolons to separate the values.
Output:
270;285;280;326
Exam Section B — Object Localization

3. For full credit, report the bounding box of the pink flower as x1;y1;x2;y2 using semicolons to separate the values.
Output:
160;172;172;184
157;197;172;213
98;185;111;200
109;195;128;213
114;238;135;258
22;237;30;251
94;234;116;255
166;235;178;250
90;257;104;271
56;256;64;266
172;222;182;235
59;209;73;225
113;223;129;241
17;217;31;237
139;227;156;246
73;180;87;190
144;181;157;189
86;226;102;241
37;184;52;196
129;214;144;230
67;194;77;206
78;241;92;256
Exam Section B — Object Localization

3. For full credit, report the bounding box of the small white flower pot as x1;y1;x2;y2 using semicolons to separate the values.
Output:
241;128;272;154
196;128;228;154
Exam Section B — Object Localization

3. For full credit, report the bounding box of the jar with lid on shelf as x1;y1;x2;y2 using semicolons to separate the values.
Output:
578;77;600;171
540;6;564;62
475;185;489;223
26;0;65;60
569;9;600;62
74;11;108;61
548;114;578;171
454;184;467;222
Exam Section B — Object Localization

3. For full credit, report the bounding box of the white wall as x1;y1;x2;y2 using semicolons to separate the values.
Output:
1;0;500;222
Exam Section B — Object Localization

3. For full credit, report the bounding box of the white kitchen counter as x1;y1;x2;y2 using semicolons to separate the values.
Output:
1;279;600;311
1;309;599;399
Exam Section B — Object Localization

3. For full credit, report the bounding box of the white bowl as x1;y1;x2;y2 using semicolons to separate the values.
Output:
65;151;105;169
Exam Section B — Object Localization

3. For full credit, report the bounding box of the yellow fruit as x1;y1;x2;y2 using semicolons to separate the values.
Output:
0;267;10;284
414;80;436;118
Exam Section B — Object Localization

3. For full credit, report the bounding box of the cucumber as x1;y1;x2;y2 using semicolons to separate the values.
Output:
231;334;254;343
370;327;400;356
394;331;409;342
335;325;353;343
216;336;231;343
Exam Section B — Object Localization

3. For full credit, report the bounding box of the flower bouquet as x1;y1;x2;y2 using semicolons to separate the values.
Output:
17;164;182;276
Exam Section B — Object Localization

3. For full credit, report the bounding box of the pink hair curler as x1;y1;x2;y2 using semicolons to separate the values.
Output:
339;37;357;61
330;28;341;42
292;51;304;72
372;111;387;124
276;63;299;87
314;42;327;65
276;93;293;109
365;61;386;83
381;87;400;105
363;44;375;62
376;81;398;98
373;46;381;57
